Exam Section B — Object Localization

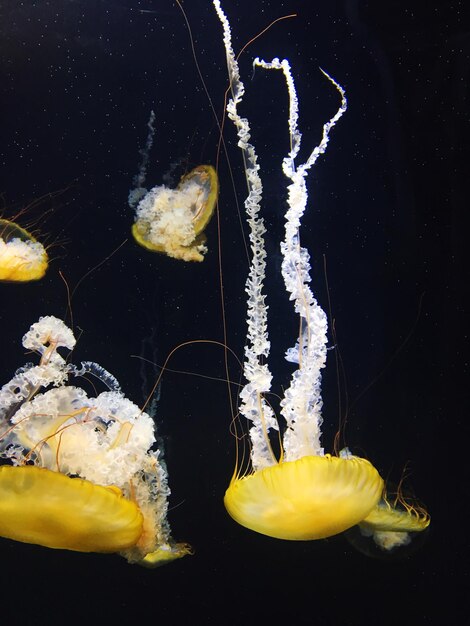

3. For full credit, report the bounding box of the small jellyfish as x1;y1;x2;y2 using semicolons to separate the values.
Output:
0;316;191;566
132;165;219;262
354;491;430;552
0;218;48;281
129;110;218;262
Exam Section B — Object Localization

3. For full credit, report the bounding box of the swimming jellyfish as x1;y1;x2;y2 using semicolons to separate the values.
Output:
0;218;48;281
0;316;192;566
214;0;429;551
129;111;219;262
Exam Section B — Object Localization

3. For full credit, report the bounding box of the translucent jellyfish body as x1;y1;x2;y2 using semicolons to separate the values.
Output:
0;218;48;281
132;165;219;262
356;494;430;551
0;316;191;566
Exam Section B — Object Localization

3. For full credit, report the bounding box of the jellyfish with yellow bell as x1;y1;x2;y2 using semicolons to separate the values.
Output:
0;315;191;566
0;217;48;281
214;0;429;551
129;111;219;262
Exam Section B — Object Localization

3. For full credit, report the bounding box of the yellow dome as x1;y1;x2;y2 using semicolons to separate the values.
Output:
225;455;384;540
0;466;143;552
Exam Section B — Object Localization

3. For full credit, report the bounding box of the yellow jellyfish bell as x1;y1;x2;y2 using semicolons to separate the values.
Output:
0;466;143;552
0;218;48;281
132;164;219;262
225;455;384;540
357;493;430;551
214;0;429;549
0;316;192;566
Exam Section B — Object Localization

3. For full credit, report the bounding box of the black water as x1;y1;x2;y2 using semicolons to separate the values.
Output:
0;1;466;624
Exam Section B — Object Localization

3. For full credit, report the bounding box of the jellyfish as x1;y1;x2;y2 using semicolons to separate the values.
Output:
0;316;192;566
214;0;429;551
0;218;48;281
129;111;219;262
132;165;219;262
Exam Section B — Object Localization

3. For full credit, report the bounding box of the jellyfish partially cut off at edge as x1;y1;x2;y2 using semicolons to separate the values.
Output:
214;0;429;552
0;316;192;566
0;218;48;281
132;165;219;262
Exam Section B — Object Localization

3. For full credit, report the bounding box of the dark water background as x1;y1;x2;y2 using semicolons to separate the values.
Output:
0;0;466;624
